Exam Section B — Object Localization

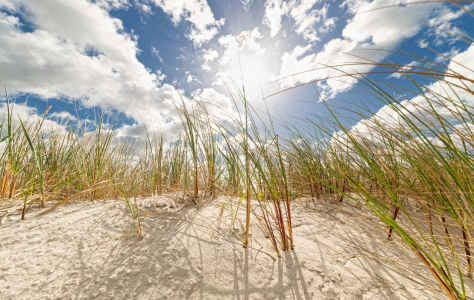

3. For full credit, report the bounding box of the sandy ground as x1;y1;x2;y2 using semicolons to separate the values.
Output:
0;195;452;299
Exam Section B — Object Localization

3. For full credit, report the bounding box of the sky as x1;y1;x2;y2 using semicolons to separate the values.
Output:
0;0;473;140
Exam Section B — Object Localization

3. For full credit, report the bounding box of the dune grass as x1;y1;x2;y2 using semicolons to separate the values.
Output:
1;2;474;299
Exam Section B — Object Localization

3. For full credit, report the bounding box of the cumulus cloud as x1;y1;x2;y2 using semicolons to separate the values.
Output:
0;102;73;141
190;88;234;116
219;28;265;65
0;0;229;140
150;0;225;48
335;44;474;144
185;71;201;83
0;102;38;124
134;0;152;14
156;70;167;85
201;48;219;71
214;28;276;99
263;0;289;37
290;1;329;42
320;17;337;33
49;111;78;121
263;0;331;41
274;0;464;98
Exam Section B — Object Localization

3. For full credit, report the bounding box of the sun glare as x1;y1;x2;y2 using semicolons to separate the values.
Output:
224;53;275;100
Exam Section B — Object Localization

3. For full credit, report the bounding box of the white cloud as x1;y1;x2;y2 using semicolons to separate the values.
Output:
133;0;152;14
387;61;419;79
263;0;289;38
274;0;462;98
190;88;233;116
277;39;361;95
185;71;201;83
201;48;219;71
49;111;78;121
238;28;265;56
136;2;152;14
290;1;328;42
339;0;365;14
93;0;130;10
156;70;166;85
113;86;234;142
263;0;330;42
241;0;253;11
435;47;461;64
0;102;72;140
338;44;474;143
150;0;225;48
320;17;336;33
428;4;474;46
219;28;265;65
202;48;219;62
0;102;37;124
216;28;276;99
0;0;181;133
341;1;435;46
151;46;164;63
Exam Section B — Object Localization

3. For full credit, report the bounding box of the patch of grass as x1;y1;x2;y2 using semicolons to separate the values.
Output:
1;3;474;298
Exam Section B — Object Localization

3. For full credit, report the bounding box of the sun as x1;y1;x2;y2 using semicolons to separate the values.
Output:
242;55;270;84
224;53;275;100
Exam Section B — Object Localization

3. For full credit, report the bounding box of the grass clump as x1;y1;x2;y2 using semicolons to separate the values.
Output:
0;2;474;298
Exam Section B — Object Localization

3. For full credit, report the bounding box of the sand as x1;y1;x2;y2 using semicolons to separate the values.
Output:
0;195;450;299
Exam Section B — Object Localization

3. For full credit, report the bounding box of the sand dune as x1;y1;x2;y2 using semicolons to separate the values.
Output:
1;197;447;299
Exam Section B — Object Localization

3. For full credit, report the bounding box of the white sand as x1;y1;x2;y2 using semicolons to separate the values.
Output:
0;196;449;299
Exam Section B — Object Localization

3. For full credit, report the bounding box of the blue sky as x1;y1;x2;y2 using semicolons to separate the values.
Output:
0;0;473;139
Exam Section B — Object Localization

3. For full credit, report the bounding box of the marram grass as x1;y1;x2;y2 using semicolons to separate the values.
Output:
1;3;474;299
